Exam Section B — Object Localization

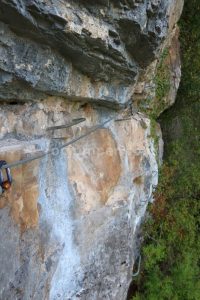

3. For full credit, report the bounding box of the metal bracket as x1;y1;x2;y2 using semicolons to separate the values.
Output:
46;118;86;131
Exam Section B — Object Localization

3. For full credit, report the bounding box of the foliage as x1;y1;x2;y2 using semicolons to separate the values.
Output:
153;47;171;117
149;118;160;162
131;163;200;300
138;47;171;119
130;1;200;299
178;0;200;105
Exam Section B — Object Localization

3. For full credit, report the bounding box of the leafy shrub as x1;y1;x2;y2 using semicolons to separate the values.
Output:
131;164;200;300
130;1;200;299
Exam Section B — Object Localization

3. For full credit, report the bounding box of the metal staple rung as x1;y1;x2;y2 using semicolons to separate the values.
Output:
46;118;86;131
115;116;132;122
132;255;141;278
1;117;114;170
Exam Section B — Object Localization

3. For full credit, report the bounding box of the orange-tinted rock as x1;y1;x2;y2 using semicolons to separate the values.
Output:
0;142;40;231
67;128;121;214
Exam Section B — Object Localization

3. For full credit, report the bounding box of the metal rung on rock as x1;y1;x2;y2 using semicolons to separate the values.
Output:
46;118;86;131
0;117;114;170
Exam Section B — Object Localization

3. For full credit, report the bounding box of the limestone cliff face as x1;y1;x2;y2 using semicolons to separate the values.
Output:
0;1;183;299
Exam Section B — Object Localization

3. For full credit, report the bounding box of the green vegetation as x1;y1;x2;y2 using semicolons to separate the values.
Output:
138;47;171;119
149;118;160;162
131;1;200;299
132;161;200;300
153;48;171;117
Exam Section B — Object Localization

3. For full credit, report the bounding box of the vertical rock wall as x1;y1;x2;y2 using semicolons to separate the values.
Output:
0;101;159;299
0;1;183;299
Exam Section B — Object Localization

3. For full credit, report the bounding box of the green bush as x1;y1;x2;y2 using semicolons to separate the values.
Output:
131;1;200;299
131;164;200;300
138;47;171;119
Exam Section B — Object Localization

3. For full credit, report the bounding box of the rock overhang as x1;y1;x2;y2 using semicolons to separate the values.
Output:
0;0;183;107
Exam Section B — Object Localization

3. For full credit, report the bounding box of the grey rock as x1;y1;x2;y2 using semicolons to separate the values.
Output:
0;105;160;300
0;0;178;106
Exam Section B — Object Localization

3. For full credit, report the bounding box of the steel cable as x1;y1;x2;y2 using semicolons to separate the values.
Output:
1;117;115;170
